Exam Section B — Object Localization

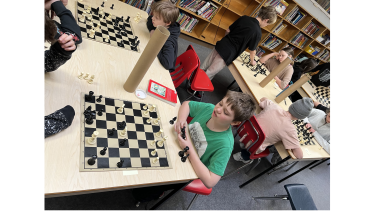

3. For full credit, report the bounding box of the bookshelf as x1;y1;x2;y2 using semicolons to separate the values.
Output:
173;0;329;64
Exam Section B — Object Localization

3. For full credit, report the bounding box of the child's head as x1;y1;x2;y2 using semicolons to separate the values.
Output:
45;10;57;43
297;58;318;73
212;90;256;126
325;108;330;123
277;47;294;63
151;1;179;28
257;6;277;27
288;97;314;119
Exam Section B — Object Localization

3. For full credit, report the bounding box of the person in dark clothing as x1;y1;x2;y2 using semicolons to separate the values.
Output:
310;62;330;87
201;6;277;80
45;0;82;73
146;1;180;72
45;105;75;138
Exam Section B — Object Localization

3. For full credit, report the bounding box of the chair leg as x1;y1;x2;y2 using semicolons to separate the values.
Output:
267;161;295;175
186;193;199;210
222;160;254;179
245;158;261;175
285;161;299;172
252;195;288;200
309;158;330;170
182;91;196;102
227;80;236;90
327;163;330;165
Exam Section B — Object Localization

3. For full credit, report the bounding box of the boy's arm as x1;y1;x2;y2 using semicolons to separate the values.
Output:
174;101;190;134
157;39;175;70
225;28;230;35
278;68;293;89
259;52;278;64
290;148;303;159
177;123;221;189
249;50;256;66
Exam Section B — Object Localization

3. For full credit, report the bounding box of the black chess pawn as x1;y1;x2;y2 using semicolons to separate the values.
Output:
119;138;127;146
169;120;174;125
178;146;189;157
108;128;116;136
181;154;190;162
86;115;93;125
119;121;126;129
85;91;94;101
101;2;105;7
134;40;140;48
173;117;177;121
126;16;130;22
98;108;104;116
117;159;124;168
100;147;107;155
87;155;97;165
121;31;127;36
120;16;124;22
110;4;114;9
96;95;103;102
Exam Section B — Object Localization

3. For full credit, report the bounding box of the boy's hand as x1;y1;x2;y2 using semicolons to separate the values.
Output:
313;101;321;108
305;123;315;133
176;122;192;150
58;34;76;51
250;60;256;66
174;119;186;134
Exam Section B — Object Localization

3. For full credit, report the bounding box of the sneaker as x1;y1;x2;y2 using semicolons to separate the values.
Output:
233;152;251;164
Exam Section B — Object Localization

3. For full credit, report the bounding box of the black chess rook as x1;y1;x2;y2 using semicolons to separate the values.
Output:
85;91;94;101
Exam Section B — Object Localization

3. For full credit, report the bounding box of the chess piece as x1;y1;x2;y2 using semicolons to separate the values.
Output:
152;157;159;164
106;13;112;21
143;109;150;116
146;117;152;124
96;95;103;103
153;117;160;125
78;72;84;79
119;138;127;146
155;129;163;138
83;73;90;80
103;34;109;42
108;128;116;136
86;14;92;21
149;104;156;112
88;131;99;144
126;16;130;22
87;155;97;165
119;126;127;136
150;140;156;146
86;115;93;125
119;121;126;129
173;117;177;121
79;13;86;22
101;1;105;7
117;159;124;168
99;8;104;16
169;120;174;125
151;149;157;156
98;108;104;116
157;139;165;148
142;105;148;110
95;25;101;32
178;146;189;157
117;104;125;113
87;79;94;84
89;28;95;38
181;154;190;162
110;4;114;9
100;147;107;155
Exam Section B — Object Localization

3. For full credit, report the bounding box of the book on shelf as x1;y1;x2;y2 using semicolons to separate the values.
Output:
275;0;289;15
177;12;199;33
316;33;330;45
256;47;266;57
146;80;178;106
272;21;287;35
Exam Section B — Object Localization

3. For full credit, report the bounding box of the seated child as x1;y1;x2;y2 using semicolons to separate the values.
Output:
146;1;180;72
233;97;314;165
201;6;277;80
289;58;317;102
304;107;330;154
132;91;256;203
259;47;295;89
45;0;82;72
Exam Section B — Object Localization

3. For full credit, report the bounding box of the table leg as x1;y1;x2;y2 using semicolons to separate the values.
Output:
149;180;192;210
239;156;290;188
309;158;330;170
277;160;319;183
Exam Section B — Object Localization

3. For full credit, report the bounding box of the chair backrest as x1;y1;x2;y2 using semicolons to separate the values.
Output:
170;45;199;88
190;68;214;92
236;116;266;159
284;184;317;210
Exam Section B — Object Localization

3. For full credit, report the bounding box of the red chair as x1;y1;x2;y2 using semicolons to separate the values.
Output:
222;116;269;179
170;45;214;102
181;116;212;210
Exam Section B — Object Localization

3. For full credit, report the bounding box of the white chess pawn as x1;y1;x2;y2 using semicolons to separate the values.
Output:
106;13;112;21
117;104;125;113
83;73;90;79
78;72;84;79
157;140;164;148
87;79;94;84
95;25;101;32
152;157;159;164
103;35;109;42
143;109;150;116
151;149;157;156
155;129;163;138
150;140;156;146
119;126;127;137
146;117;152;124
79;13;86;22
89;29;95;38
88;131;99;145
153;117;160;125
143;105;148;110
150;105;156;112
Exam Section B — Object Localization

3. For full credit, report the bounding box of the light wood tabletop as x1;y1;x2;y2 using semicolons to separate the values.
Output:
228;55;329;161
45;0;197;197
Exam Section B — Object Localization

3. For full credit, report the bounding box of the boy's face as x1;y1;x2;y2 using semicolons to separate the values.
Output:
211;97;238;126
259;19;270;28
152;12;171;28
326;113;330;123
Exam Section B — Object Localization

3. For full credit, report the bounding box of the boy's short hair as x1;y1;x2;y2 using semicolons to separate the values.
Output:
45;10;57;43
224;90;256;122
151;1;179;25
258;6;277;25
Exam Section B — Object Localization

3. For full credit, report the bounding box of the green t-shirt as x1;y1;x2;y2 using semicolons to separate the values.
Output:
188;101;234;176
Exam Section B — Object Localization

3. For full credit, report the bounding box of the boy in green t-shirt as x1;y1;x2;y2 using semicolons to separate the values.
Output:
174;90;256;188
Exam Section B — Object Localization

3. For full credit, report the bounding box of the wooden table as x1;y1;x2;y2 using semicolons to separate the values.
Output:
45;0;197;199
227;55;330;187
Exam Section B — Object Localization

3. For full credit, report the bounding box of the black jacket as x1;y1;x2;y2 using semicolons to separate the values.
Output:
45;1;82;72
146;16;180;72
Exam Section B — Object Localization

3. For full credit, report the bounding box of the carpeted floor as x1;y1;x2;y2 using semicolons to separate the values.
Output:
45;35;330;210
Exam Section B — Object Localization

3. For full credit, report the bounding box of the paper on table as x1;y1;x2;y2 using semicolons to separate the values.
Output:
123;170;138;176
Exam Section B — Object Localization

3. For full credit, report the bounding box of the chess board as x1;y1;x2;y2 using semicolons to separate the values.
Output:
313;86;330;108
76;2;139;52
239;52;268;76
292;120;316;146
79;93;171;172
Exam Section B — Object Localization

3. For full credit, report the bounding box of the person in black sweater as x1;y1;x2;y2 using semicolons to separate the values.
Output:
309;62;330;87
290;58;318;84
45;0;82;73
146;1;180;72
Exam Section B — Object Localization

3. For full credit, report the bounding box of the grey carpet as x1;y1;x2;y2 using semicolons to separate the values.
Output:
45;35;330;210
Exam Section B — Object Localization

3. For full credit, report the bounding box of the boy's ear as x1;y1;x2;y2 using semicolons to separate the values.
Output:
264;19;270;24
165;21;171;27
231;121;242;126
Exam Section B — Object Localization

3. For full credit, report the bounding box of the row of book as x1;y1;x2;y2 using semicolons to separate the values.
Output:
272;21;287;35
290;32;309;48
316;33;330;45
285;6;306;26
145;0;154;14
177;12;199;33
314;0;330;14
256;47;266;57
179;0;219;20
303;21;320;37
317;49;330;61
283;44;295;51
304;45;321;56
123;0;148;10
264;0;289;16
262;34;283;50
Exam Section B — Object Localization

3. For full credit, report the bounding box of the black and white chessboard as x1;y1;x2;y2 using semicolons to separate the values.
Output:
239;52;268;76
292;120;316;146
313;86;330;108
79;93;171;172
76;2;139;52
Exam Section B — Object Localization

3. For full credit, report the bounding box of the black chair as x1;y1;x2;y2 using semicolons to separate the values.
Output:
252;184;317;210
